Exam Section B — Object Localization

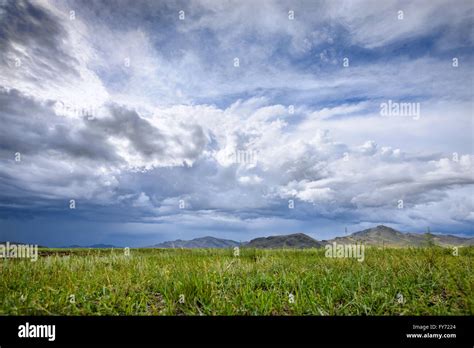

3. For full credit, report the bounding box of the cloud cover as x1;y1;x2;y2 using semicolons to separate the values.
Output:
0;0;473;246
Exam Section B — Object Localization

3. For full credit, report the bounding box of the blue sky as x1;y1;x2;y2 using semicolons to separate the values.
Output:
0;0;473;247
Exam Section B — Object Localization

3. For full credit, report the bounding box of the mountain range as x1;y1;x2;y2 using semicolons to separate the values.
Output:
244;233;323;249
322;225;474;247
147;236;240;249
25;225;473;249
146;225;474;249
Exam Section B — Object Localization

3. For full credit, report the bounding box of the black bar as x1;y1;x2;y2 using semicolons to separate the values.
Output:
0;316;472;346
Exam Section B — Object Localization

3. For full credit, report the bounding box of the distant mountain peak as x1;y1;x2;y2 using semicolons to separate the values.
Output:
246;232;322;249
376;224;393;229
148;236;240;249
330;226;473;247
353;225;401;236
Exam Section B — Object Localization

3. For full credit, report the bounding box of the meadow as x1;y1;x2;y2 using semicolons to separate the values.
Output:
1;247;472;315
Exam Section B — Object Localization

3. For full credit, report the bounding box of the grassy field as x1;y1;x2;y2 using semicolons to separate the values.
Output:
1;247;472;315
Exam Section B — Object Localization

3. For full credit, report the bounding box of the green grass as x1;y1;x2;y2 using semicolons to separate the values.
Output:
1;247;472;315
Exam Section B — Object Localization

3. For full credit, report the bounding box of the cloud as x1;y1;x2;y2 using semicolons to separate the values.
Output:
89;104;208;169
0;0;473;245
327;0;474;49
0;0;79;79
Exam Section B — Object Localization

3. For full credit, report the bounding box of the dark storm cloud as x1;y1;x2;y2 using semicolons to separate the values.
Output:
0;88;120;162
0;87;208;165
0;85;211;226
93;106;169;158
90;104;207;162
0;0;79;80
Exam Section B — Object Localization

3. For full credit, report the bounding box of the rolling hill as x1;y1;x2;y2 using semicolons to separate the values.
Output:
148;236;240;249
323;225;474;247
245;233;323;249
143;226;474;249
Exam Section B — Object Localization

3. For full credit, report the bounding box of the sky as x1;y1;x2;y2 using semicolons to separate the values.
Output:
0;0;473;247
